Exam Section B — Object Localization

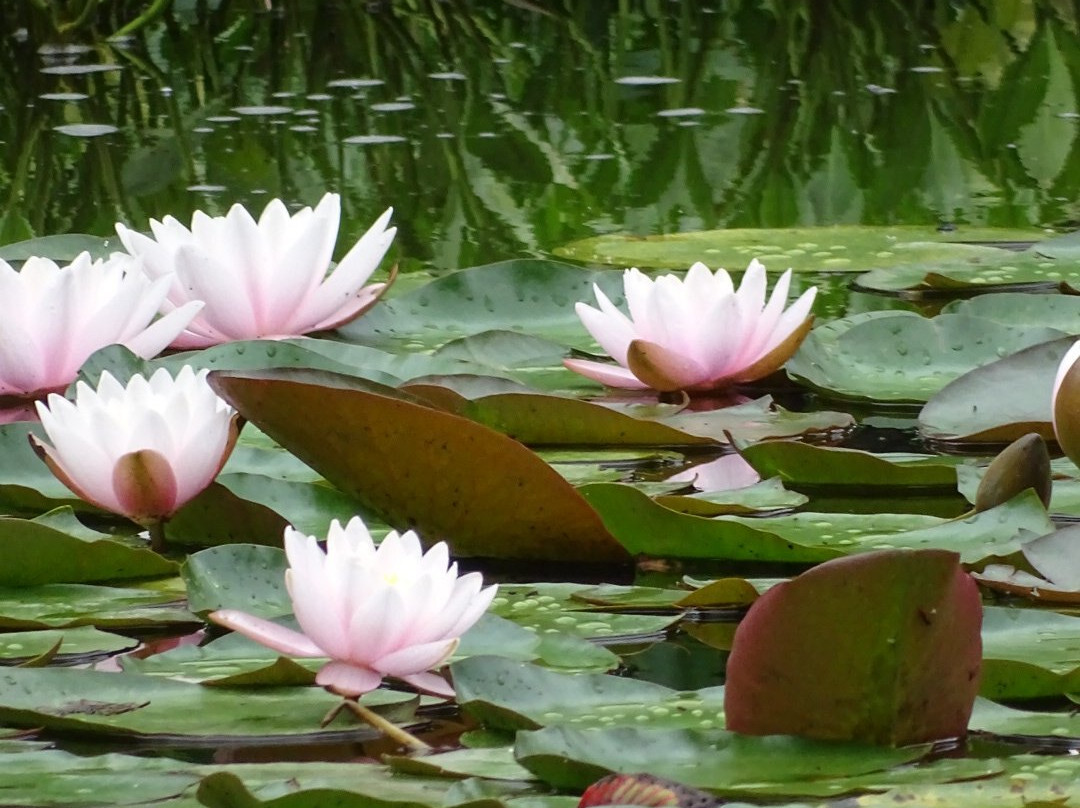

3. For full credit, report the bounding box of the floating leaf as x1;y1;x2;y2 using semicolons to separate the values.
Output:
918;336;1073;444
453;656;726;732
979;606;1080;700
0;509;174;586
786;312;1062;403
555;226;1037;272
736;441;961;491
164;483;289;548
969;697;1080;739
341;259;625;350
0;234;113;263
514;725;928;793
0;626;135;664
0;667;416;741
724;549;982;745
208;368;628;562
0;583;195;630
182;545;291;618
947;292;1080;332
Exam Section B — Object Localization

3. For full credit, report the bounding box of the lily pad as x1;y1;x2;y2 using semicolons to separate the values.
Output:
0;583;196;630
555;225;1037;272
918;336;1073;444
979;606;1080;700
735;441;961;491
0;667;416;741
183;545;291;618
340;259;625;351
786;312;1063;403
514;724;928;793
0;234;113;263
655;477;808;516
0;626;136;663
969;697;1080;739
724;549;982;745
208;368;628;563
453;656;726;732
947;292;1080;332
490;585;681;641
0;509;175;586
854;248;1068;295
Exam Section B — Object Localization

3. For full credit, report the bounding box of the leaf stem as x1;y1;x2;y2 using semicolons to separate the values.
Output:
341;698;431;752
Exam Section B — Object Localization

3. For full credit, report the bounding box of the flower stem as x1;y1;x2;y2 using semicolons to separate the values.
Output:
147;521;167;554
340;699;431;752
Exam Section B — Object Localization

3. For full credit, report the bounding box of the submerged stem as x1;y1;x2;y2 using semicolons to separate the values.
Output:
340;699;431;752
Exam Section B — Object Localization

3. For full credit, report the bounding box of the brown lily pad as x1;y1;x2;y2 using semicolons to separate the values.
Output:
208;368;628;562
725;549;982;746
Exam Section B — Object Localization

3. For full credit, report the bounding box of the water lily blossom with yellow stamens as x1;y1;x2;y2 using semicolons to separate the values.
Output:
0;253;201;398
564;260;817;392
211;518;497;698
115;193;396;348
31;367;239;526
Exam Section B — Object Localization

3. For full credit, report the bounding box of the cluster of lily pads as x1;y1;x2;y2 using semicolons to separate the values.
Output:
0;205;1079;806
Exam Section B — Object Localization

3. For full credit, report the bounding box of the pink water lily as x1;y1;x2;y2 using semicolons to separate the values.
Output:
211;517;497;698
115;193;396;348
0;253;200;398
31;367;239;526
564;260;817;392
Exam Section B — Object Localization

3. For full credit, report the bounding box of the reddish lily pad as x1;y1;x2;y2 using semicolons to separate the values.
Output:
724;549;982;746
208;368;628;562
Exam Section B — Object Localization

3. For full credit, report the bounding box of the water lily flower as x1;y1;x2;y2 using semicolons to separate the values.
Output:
211;517;497;698
0;253;201;398
31;367;239;532
115;193;396;348
1053;340;1080;468
564;260;817;392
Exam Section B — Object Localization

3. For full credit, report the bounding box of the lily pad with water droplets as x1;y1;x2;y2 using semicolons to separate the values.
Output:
969;697;1080;739
340;259;625;351
0;667;416;742
555;226;1039;272
979;606;1080;700
786;311;1064;403
918;336;1073;445
946;292;1080;332
0;583;195;631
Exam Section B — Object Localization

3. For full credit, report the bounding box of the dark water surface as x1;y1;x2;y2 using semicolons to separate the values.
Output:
3;1;1079;273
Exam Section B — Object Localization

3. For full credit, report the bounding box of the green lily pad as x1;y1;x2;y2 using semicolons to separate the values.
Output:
0;233;113;263
980;606;1080;700
786;312;1063;403
183;545;291;618
208;368;628;563
0;583;196;630
388;746;536;782
0;666;416;741
853;248;1068;295
918;335;1073;444
215;473;372;537
0;626;136;663
655;477;808;516
580;484;1049;564
0;746;201;807
0;508;174;586
969;697;1080;739
340;259;625;351
947;292;1080;332
164;482;290;548
660;396;856;443
514;724;928;793
736;441;962;491
554;225;1038;272
0;423;92;515
453;656;726;732
490;584;681;641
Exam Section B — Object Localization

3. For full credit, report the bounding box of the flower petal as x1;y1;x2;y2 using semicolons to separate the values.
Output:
210;609;325;657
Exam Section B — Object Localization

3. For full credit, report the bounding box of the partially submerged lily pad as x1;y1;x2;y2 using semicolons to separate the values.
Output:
786;312;1063;403
555;226;1040;272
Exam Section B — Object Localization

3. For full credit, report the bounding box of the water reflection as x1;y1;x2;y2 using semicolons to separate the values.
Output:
1;0;1077;274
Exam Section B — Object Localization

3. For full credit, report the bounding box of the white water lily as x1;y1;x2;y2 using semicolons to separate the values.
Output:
0;253;200;398
564;260;817;392
32;367;239;526
211;517;497;698
115;193;396;348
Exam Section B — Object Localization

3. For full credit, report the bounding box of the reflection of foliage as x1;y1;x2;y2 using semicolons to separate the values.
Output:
0;0;1078;271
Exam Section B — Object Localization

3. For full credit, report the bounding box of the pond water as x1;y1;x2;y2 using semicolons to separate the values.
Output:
2;2;1080;807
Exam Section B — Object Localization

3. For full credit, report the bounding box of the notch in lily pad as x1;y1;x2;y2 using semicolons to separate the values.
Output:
724;549;982;746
